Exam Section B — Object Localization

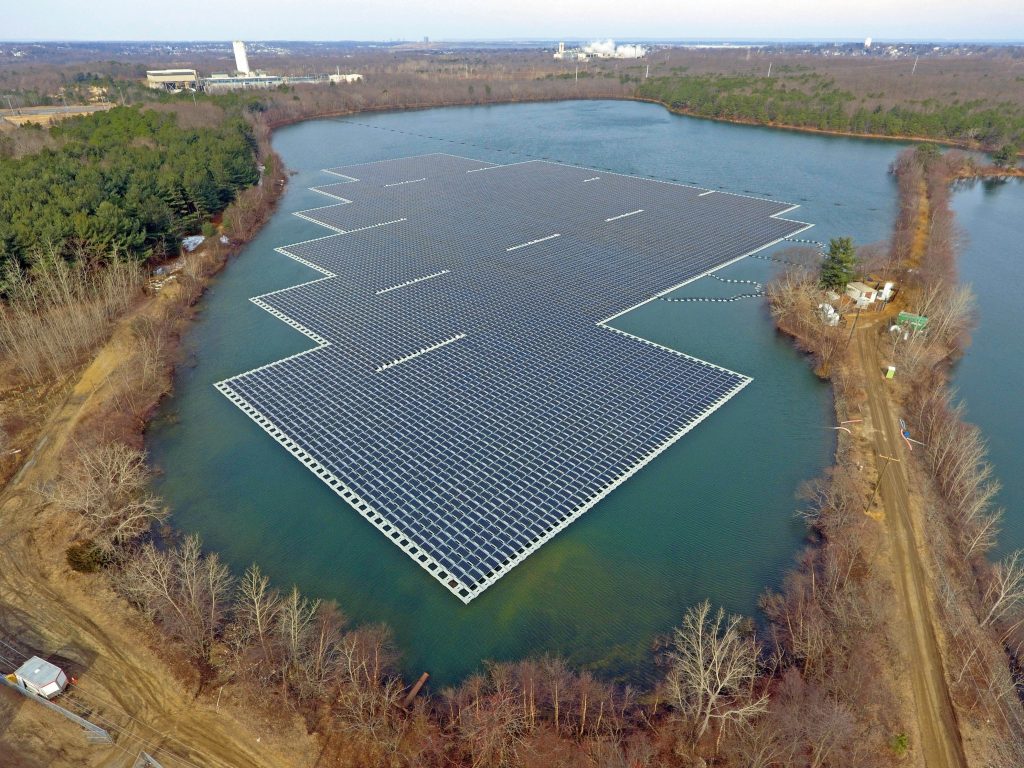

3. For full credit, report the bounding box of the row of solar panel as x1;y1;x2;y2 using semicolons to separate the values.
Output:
219;154;807;597
227;330;743;582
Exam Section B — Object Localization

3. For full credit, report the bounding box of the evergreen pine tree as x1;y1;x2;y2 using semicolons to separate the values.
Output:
820;236;858;291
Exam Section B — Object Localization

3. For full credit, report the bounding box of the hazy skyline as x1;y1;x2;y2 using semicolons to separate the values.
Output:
5;0;1024;42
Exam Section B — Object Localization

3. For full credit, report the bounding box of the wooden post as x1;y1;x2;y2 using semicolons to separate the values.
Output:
402;672;430;709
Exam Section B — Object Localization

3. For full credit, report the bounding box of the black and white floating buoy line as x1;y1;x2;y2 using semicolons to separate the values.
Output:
659;274;764;303
747;236;827;267
784;236;827;252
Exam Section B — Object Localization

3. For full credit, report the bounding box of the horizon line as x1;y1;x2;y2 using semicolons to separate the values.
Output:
3;37;1024;45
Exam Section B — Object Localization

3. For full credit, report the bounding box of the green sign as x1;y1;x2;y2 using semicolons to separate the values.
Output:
897;311;929;331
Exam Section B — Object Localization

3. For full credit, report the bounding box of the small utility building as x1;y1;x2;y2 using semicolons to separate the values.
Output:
846;281;877;307
13;656;69;700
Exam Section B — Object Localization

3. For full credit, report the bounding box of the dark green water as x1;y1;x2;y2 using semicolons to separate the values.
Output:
951;179;1024;555
148;100;908;685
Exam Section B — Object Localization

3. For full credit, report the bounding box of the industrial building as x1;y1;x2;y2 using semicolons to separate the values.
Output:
163;41;365;92
201;41;278;90
554;40;647;60
553;42;589;61
145;69;199;91
202;73;284;91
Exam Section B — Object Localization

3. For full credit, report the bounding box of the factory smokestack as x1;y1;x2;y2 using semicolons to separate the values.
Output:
232;41;251;75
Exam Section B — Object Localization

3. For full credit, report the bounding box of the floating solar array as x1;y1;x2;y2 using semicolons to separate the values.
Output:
217;153;812;602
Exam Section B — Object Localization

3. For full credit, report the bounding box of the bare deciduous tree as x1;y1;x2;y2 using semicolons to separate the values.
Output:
721;719;792;768
118;534;234;667
335;625;407;756
895;283;975;376
277;585;320;689
911;384;1005;559
227;563;282;681
447;664;528;768
0;254;141;384
46;442;166;551
662;600;768;747
765;265;845;375
981;551;1024;627
298;601;345;703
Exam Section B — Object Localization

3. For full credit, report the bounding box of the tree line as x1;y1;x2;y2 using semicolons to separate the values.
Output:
637;72;1024;154
0;106;259;271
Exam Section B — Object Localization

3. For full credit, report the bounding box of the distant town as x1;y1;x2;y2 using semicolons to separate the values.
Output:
1;38;1020;64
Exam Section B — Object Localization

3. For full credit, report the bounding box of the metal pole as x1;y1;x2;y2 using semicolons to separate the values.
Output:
842;305;863;354
866;454;900;513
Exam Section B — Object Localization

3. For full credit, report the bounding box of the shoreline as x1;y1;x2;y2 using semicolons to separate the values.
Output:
126;97;1024;663
262;93;1024;173
766;147;1018;766
634;96;1024;160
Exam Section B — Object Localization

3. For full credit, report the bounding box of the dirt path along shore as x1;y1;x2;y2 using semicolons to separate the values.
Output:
0;294;314;768
856;328;968;768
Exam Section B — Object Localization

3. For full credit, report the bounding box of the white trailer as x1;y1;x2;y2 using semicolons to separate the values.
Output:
14;656;69;699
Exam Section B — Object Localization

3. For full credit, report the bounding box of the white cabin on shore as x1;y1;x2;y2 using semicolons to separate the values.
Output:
846;281;878;307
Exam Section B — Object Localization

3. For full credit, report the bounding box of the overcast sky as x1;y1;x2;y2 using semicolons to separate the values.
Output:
5;0;1023;42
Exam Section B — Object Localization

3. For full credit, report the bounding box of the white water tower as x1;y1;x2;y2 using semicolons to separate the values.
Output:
232;41;251;75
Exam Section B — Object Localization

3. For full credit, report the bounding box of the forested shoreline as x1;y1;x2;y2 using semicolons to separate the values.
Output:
0;107;258;268
638;72;1024;155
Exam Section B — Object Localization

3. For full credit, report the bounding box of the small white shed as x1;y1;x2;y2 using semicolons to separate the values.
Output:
846;281;877;307
14;656;69;699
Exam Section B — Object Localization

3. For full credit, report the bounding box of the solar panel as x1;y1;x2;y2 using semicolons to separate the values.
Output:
216;153;812;602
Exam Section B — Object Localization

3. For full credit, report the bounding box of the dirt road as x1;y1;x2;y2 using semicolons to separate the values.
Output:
856;328;968;768
0;302;315;767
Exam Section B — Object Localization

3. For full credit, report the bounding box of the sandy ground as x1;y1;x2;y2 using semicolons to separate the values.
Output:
855;327;968;768
0;291;319;768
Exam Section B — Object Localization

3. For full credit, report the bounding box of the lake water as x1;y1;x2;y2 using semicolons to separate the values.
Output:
950;179;1024;556
148;100;909;685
